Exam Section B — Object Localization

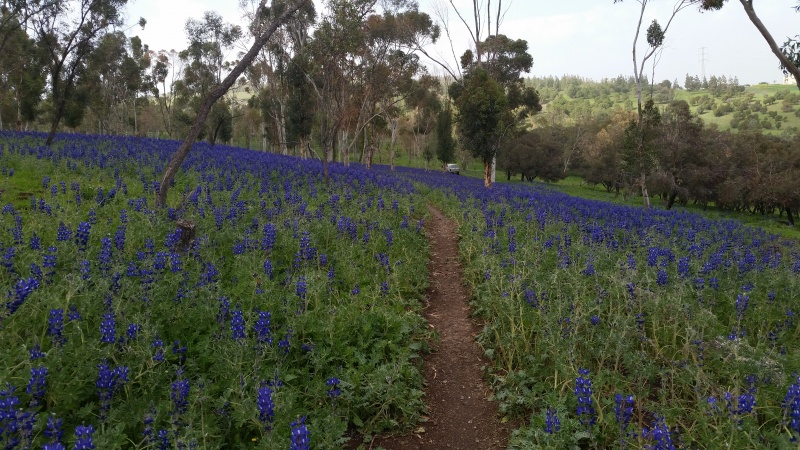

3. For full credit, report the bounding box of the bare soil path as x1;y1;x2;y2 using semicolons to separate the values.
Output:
366;205;510;449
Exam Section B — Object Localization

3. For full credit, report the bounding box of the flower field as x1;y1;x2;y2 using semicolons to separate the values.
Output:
0;132;430;448
395;167;800;448
1;131;799;449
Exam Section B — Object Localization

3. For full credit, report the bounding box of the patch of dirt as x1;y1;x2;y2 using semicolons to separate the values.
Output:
363;205;510;450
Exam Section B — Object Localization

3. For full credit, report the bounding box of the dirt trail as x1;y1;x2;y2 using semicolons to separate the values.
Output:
368;205;510;450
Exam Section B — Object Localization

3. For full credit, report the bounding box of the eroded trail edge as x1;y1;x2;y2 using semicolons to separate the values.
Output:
371;205;510;449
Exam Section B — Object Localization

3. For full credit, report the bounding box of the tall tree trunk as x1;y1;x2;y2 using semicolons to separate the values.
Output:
389;116;398;171
46;108;63;146
666;191;678;210
360;125;368;164
787;206;795;227
261;120;268;151
339;129;348;165
156;0;309;208
366;124;376;169
640;171;650;207
483;159;492;188
133;97;138;136
280;101;288;155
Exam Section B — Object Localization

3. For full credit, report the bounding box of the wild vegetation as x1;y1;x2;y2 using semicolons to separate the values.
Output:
3;0;800;448
0;131;430;448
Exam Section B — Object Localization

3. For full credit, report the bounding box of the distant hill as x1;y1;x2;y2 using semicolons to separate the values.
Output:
526;75;800;135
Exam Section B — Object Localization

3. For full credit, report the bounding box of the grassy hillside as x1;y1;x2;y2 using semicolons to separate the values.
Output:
529;75;800;135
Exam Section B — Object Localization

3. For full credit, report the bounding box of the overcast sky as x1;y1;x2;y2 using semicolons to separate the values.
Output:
126;0;800;86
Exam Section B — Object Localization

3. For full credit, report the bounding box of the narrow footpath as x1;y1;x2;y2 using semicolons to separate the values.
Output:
369;205;510;449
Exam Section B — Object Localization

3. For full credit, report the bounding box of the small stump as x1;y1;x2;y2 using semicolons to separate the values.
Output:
176;219;196;252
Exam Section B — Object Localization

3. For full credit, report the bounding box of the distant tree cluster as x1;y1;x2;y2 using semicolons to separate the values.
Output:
502;98;800;225
683;73;746;96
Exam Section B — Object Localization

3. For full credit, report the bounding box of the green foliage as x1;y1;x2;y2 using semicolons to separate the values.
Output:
438;185;800;448
450;68;508;165
0;133;432;447
434;104;454;166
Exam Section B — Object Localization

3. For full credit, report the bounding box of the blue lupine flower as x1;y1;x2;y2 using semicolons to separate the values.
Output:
80;259;91;280
29;233;41;250
27;366;47;401
44;416;63;446
97;360;129;420
68;304;81;321
254;310;272;344
278;328;293;355
114;226;126;251
158;429;169;449
100;311;116;344
591;315;600;326
296;276;307;299
75;222;91;251
170;252;182;273
73;424;95;449
545;407;561;434
707;396;719;415
735;293;750;320
724;390;756;419
152;338;165;362
154;252;167;271
656;270;669;286
326;377;341;398
127;323;141;341
643;415;675;450
171;378;190;415
289;416;310;450
615;393;635;446
575;368;595;427
49;309;65;346
8;277;40;314
257;384;275;428
30;343;45;360
784;377;800;441
231;306;245;340
351;284;360;295
216;297;231;326
56;222;71;241
172;340;187;364
262;223;276;250
142;406;156;443
677;257;690;279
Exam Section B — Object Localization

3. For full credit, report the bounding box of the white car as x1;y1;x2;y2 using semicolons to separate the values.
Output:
446;163;460;175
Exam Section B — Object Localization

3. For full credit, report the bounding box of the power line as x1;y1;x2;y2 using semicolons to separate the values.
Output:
698;47;709;80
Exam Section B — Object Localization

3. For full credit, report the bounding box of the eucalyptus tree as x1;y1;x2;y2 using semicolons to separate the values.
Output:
157;0;310;207
358;6;439;169
150;49;182;137
0;0;59;54
449;34;540;187
32;0;138;145
428;1;540;187
405;74;442;167
302;0;374;179
174;11;242;145
613;0;723;206
653;99;704;209
243;0;315;155
0;10;46;130
85;32;152;135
